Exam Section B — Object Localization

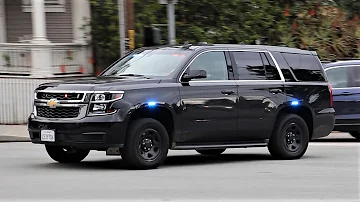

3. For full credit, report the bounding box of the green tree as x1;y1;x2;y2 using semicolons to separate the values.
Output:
87;0;360;70
84;0;121;71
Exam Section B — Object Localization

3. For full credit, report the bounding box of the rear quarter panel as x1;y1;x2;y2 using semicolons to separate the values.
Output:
283;82;335;139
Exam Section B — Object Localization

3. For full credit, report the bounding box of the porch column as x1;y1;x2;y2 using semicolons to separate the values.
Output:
72;0;91;44
31;0;49;43
30;0;52;77
0;0;6;43
72;0;92;75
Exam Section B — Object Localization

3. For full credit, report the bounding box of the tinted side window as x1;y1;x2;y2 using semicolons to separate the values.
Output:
281;53;326;81
271;52;296;81
260;53;281;80
325;67;349;88
232;51;266;80
189;51;228;80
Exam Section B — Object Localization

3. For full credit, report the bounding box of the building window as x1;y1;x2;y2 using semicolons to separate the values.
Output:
22;0;66;13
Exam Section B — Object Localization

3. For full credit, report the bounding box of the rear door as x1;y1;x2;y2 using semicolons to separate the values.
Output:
229;50;286;141
325;65;360;125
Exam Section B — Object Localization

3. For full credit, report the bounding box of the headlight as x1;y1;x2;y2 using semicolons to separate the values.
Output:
91;93;123;103
87;91;124;116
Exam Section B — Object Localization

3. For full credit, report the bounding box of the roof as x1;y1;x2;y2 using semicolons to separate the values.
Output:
323;60;360;69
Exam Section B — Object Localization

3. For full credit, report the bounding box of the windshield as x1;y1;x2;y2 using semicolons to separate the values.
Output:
101;48;193;77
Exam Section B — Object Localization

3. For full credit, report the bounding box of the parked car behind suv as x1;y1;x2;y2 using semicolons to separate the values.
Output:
28;44;335;169
323;60;360;140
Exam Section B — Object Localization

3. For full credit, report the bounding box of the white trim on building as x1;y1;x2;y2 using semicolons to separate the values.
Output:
21;0;66;13
0;0;6;43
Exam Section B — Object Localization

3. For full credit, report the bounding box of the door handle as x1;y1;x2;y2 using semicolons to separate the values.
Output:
269;89;283;94
221;90;235;95
339;92;352;96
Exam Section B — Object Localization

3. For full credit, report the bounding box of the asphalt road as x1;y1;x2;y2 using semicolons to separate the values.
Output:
0;134;359;201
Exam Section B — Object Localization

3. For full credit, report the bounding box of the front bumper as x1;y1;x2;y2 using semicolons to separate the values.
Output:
28;113;127;150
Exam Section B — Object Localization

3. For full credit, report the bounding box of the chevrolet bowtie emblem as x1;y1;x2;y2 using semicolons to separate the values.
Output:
47;99;59;108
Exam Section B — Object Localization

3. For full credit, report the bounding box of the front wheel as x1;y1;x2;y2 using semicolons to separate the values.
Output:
268;114;309;160
120;118;169;170
196;149;226;155
45;145;90;163
349;131;360;141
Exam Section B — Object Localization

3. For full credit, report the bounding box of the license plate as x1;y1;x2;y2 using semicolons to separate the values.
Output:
41;130;55;142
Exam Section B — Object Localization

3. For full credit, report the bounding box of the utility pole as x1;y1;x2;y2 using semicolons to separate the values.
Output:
159;0;177;45
167;1;175;45
118;0;126;57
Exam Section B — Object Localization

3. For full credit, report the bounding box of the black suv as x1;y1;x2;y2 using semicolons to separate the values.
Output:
28;44;335;169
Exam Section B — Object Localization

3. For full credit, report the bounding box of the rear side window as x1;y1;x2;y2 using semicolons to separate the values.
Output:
231;51;281;80
326;65;360;88
325;67;349;88
281;53;326;82
348;66;360;87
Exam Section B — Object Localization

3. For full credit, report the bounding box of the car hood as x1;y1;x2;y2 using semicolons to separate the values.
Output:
35;76;162;92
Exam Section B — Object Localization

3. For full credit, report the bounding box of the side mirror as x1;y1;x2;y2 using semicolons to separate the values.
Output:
182;70;207;81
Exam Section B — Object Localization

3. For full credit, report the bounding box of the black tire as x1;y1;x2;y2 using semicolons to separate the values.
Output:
196;149;226;155
349;131;360;141
268;114;309;160
120;118;169;170
45;145;90;163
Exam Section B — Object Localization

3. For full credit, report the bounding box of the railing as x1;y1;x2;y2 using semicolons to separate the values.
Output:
0;45;32;74
0;43;93;77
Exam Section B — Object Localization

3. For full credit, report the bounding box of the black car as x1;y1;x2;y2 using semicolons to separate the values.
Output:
323;60;360;140
28;44;335;169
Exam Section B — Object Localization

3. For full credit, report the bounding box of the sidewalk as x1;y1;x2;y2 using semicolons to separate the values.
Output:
0;124;30;142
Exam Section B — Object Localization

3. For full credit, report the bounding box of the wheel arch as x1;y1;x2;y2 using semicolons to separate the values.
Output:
124;103;177;148
274;105;314;139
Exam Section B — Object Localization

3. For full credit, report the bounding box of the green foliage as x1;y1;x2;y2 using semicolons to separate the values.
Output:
85;0;121;69
87;0;360;69
279;4;360;60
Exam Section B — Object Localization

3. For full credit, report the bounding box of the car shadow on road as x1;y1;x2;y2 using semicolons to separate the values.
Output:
311;138;359;143
31;153;320;171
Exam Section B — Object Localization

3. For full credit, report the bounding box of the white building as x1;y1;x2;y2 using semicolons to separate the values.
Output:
0;0;94;124
0;0;93;77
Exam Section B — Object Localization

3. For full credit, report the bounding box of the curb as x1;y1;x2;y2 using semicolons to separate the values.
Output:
0;136;31;143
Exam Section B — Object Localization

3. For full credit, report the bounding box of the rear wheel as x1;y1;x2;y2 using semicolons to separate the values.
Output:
196;149;226;155
45;145;90;163
349;131;360;141
268;114;309;160
120;118;169;170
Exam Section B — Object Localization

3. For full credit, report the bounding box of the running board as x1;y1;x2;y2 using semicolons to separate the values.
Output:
172;140;268;150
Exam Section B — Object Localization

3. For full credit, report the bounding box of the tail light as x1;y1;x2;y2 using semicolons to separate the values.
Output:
328;83;333;107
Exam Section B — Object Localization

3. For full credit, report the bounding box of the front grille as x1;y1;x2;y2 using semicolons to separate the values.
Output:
37;92;84;100
36;106;80;118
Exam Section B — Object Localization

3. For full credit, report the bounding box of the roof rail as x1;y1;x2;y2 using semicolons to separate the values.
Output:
198;42;213;46
181;41;192;49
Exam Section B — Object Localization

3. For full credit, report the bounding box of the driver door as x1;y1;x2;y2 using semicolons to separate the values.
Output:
178;50;239;144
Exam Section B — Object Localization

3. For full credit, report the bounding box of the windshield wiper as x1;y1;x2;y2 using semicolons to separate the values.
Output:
117;74;151;79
